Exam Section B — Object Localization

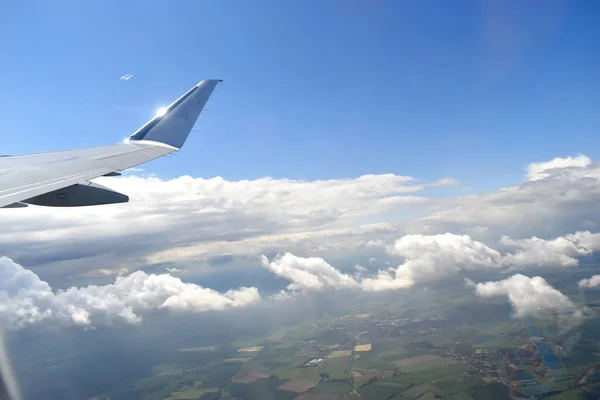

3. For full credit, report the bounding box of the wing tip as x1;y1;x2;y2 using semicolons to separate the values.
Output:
127;79;221;148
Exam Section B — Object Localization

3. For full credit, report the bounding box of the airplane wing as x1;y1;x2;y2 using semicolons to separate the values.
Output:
0;79;221;209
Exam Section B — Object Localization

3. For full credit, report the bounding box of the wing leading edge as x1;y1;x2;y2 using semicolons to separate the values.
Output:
0;79;222;208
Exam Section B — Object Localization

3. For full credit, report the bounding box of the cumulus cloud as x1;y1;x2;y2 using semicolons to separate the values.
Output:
420;155;600;239
256;230;600;294
0;257;259;329
0;173;452;277
83;268;129;277
501;231;600;267
526;155;591;181
2;153;600;290
362;233;502;291
475;274;576;316
579;275;600;288
260;253;359;294
354;264;367;273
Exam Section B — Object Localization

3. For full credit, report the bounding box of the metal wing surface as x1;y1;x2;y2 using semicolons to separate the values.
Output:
0;79;221;209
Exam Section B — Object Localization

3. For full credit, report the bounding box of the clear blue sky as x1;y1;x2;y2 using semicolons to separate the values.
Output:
0;1;598;191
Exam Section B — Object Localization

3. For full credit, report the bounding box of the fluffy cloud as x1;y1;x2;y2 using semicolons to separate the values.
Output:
362;233;502;291
526;155;591;181
475;274;576;316
420;156;600;238
579;275;600;288
0;173;450;277
260;253;359;293
2;154;600;292
258;230;600;294
0;256;259;329
501;231;600;267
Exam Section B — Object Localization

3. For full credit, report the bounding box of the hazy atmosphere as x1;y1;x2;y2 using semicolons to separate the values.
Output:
1;1;599;400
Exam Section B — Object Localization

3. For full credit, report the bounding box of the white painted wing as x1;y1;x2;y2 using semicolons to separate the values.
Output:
0;79;221;208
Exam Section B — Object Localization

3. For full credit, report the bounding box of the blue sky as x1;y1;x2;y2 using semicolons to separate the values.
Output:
0;0;598;191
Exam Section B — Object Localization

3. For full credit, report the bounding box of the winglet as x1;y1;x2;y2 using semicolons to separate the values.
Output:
126;79;222;149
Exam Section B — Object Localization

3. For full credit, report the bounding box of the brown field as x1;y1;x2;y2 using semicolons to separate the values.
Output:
354;314;370;319
295;393;342;400
277;379;319;393
237;346;264;352
231;371;271;383
354;344;372;352
394;355;443;367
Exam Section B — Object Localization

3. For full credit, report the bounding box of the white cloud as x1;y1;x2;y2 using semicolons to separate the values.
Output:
428;178;460;187
0;173;449;277
119;74;134;81
526;155;591;181
362;233;502;291
466;226;489;235
420;155;600;238
1;153;600;288
475;274;576;316
354;264;367;273
260;253;359;294
501;231;600;267
166;267;184;274
0;256;259;330
83;268;129;277
257;229;600;295
579;275;600;288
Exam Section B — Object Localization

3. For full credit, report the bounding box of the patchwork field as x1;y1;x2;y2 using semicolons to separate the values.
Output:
328;350;352;358
277;379;319;392
320;356;351;380
93;286;599;400
165;386;219;400
394;354;445;368
231;371;271;383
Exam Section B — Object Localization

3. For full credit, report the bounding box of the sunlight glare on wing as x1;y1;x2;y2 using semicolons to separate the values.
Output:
155;107;168;117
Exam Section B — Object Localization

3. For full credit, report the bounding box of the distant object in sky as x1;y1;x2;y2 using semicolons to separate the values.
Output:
120;74;134;80
0;79;222;209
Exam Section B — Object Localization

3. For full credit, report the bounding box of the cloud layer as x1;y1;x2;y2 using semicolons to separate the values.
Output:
0;257;259;329
2;154;600;328
3;228;597;329
2;154;600;282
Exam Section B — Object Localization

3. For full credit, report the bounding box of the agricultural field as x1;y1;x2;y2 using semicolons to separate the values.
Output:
89;281;600;400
